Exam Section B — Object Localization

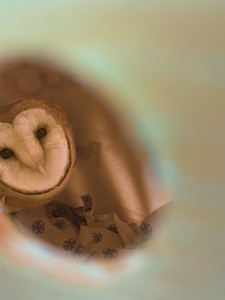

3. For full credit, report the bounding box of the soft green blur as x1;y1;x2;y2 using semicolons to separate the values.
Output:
0;1;225;300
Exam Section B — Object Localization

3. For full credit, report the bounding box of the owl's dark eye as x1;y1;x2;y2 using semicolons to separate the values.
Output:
36;128;47;139
0;148;14;159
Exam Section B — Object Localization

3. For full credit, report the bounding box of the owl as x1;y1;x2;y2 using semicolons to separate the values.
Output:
0;98;76;212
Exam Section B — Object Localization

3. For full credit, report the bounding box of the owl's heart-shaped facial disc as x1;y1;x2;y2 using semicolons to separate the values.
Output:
0;108;71;194
0;98;76;212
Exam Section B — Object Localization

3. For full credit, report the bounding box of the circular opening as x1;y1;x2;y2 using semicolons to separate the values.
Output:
0;57;171;284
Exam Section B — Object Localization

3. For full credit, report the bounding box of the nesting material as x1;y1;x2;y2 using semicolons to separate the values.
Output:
13;195;159;261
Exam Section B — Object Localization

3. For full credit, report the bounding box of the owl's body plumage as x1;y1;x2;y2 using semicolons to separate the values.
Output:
0;99;76;212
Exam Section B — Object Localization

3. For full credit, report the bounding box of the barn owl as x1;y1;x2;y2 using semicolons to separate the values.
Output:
0;98;76;212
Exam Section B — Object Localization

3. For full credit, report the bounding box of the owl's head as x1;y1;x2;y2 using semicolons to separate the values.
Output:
0;99;76;212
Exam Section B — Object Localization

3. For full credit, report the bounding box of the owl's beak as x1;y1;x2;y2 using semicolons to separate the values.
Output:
18;151;47;176
37;164;48;177
0;196;5;208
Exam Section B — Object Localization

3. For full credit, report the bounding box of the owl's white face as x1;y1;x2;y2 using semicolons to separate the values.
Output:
0;108;71;194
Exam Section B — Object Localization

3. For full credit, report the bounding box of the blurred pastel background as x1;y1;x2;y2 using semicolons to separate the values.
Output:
0;1;225;300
